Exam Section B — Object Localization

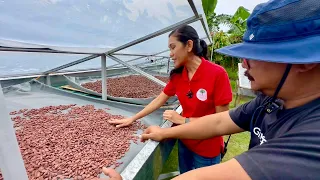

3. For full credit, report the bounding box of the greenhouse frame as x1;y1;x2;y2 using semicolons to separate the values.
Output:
0;0;212;179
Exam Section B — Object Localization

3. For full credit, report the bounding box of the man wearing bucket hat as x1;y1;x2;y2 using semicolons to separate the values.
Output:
100;0;320;179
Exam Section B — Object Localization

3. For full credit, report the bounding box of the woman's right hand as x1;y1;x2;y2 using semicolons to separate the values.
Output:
141;126;166;142
108;117;135;128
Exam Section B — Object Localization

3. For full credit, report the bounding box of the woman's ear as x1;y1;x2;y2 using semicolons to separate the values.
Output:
186;40;193;53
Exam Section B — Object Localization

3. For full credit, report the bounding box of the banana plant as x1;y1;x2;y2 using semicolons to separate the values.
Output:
229;6;251;35
202;0;218;17
202;0;218;32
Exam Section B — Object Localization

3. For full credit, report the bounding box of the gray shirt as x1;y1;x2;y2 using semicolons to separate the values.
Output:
230;94;320;180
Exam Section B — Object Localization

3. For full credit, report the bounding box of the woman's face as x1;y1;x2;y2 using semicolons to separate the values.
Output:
168;35;193;68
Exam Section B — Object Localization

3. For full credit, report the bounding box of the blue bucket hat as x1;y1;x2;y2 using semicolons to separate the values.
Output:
215;0;320;64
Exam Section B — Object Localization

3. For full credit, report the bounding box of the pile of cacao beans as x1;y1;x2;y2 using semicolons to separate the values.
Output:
4;104;146;180
82;75;169;98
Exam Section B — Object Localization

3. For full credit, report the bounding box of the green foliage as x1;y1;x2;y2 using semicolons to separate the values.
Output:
211;31;230;63
207;6;250;68
228;34;243;44
226;66;238;81
202;0;218;18
213;31;230;49
202;0;219;32
229;6;251;35
208;13;232;32
202;0;251;68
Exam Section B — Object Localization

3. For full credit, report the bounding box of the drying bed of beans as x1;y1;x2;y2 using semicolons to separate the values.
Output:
5;104;146;180
81;75;169;98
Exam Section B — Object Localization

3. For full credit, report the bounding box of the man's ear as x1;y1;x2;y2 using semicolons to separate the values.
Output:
295;64;318;73
186;40;193;53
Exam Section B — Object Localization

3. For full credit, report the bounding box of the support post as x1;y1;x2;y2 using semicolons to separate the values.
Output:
167;58;170;74
46;75;51;86
101;54;107;101
0;84;28;180
211;41;214;62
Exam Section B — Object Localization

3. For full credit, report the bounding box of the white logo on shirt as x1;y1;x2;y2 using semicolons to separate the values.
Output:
253;127;267;145
249;34;255;40
196;88;207;101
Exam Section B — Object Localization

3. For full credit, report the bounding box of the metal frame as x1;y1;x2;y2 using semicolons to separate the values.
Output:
121;57;168;70
108;49;169;69
0;84;29;180
101;55;107;100
0;1;212;179
112;53;169;58
0;46;102;55
107;55;166;86
188;0;212;44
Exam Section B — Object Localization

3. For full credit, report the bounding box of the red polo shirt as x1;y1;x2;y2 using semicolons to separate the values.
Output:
163;57;232;157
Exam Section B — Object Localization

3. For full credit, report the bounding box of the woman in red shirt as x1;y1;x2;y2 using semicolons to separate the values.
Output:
109;25;232;173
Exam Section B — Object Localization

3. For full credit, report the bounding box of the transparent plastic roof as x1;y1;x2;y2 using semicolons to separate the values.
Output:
0;0;210;77
118;21;210;55
0;51;86;77
0;52;168;77
0;0;209;53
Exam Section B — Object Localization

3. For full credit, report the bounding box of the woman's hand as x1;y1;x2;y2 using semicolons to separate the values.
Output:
108;117;135;128
141;126;166;142
98;167;122;180
163;110;185;124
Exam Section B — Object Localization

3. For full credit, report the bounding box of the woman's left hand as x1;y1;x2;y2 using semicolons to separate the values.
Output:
163;110;185;124
98;167;122;180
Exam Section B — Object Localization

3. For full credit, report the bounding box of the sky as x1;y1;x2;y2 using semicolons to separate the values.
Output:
215;0;269;15
214;0;269;31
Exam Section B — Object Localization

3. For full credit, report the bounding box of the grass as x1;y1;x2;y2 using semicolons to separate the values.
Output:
160;76;254;176
225;67;238;81
161;141;179;174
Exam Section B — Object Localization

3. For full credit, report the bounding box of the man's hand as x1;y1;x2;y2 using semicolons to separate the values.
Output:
163;110;185;124
99;167;122;180
141;126;166;142
108;117;134;128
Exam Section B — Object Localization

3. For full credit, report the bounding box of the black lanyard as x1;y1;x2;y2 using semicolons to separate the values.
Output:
250;64;292;133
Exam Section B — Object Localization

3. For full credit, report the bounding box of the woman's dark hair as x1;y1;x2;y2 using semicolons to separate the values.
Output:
169;25;208;78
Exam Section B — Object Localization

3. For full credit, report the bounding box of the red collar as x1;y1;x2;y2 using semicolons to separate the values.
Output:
182;57;207;82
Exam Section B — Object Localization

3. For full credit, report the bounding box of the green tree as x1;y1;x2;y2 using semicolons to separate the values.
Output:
202;0;250;68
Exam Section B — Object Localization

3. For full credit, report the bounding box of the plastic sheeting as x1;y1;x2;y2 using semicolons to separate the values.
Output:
0;0;209;52
0;51;169;77
64;70;178;105
0;0;211;77
117;20;211;55
2;80;171;177
0;51;88;77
